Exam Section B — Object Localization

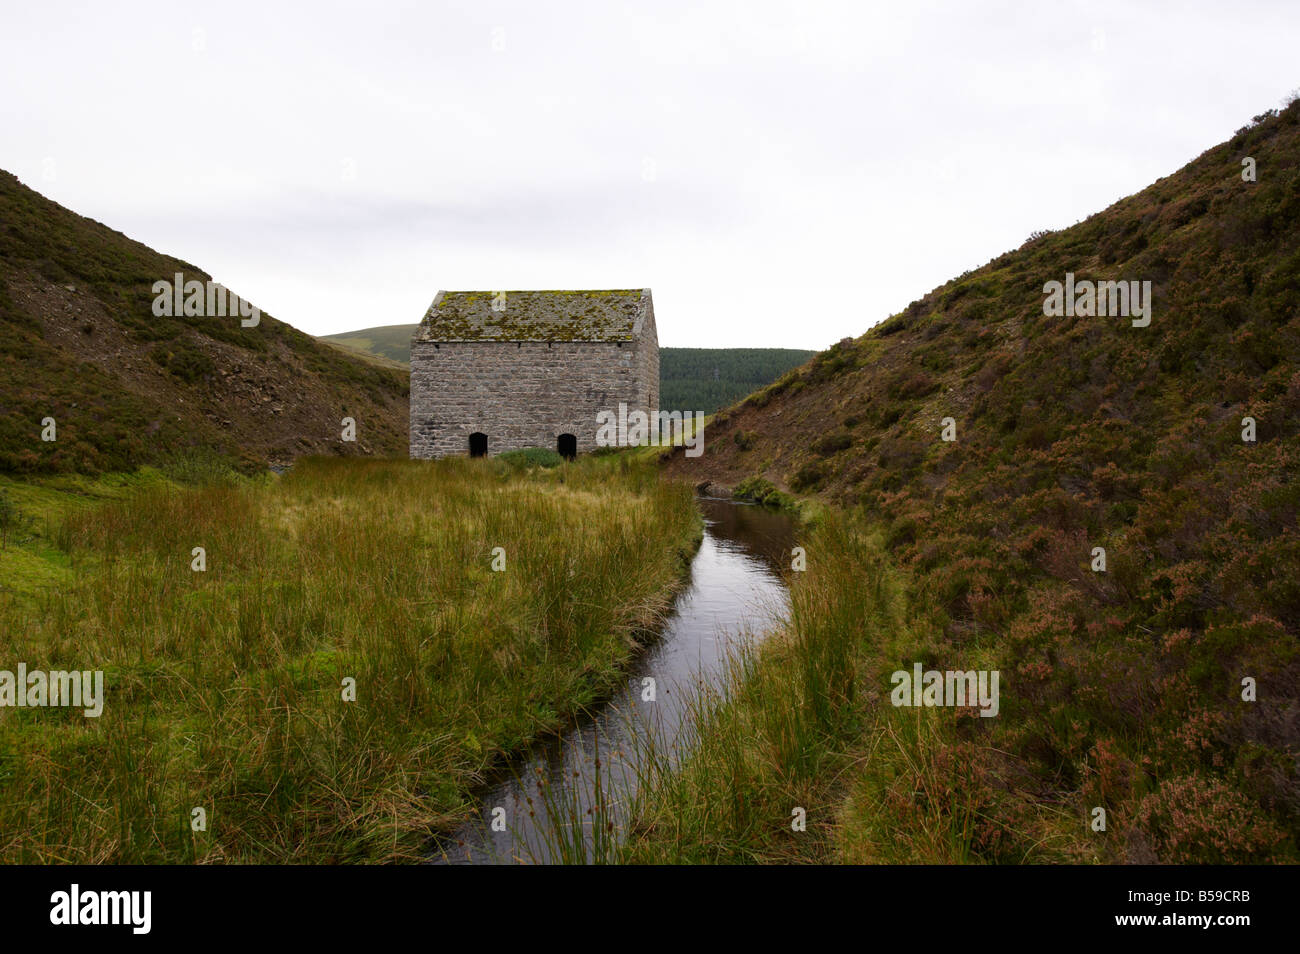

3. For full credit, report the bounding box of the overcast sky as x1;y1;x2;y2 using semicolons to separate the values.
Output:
2;1;1296;348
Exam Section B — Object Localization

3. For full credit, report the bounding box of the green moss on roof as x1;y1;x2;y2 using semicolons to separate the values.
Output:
415;289;650;342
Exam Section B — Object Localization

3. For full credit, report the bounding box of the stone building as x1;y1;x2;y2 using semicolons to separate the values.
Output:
409;289;658;459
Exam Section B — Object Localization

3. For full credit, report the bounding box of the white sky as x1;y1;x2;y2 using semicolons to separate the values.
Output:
2;0;1296;348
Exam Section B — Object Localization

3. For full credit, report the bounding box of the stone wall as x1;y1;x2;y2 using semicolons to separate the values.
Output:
409;337;658;458
638;297;660;424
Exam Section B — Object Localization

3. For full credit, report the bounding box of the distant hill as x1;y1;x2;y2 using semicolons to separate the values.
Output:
664;101;1300;861
319;325;814;415
320;324;416;365
0;171;409;474
658;348;816;414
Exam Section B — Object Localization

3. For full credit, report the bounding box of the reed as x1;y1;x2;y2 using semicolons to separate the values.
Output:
618;513;1048;864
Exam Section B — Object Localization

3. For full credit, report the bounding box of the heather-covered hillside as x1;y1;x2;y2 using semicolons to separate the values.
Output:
0;171;408;474
659;100;1300;862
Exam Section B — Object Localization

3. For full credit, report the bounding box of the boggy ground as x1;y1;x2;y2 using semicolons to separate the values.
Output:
0;454;699;862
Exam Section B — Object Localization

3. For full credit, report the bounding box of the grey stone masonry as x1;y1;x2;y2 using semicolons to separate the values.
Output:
409;289;658;458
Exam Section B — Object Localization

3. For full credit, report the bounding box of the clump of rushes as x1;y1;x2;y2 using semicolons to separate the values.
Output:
733;475;796;510
0;455;699;862
619;515;876;863
619;514;1069;865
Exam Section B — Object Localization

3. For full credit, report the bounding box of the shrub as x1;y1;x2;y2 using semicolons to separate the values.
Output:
149;340;215;383
885;369;938;400
734;475;776;502
791;459;830;492
734;475;796;510
812;429;853;456
1133;774;1289;863
876;314;911;336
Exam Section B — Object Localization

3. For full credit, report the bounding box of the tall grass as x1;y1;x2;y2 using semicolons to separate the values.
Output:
618;515;872;862
619;511;1077;864
0;455;699;862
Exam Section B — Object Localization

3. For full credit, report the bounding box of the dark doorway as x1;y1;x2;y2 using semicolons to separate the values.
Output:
469;432;488;458
557;433;577;461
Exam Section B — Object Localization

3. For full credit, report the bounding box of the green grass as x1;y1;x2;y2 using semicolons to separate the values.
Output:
497;447;565;469
0;455;700;862
619;512;1085;865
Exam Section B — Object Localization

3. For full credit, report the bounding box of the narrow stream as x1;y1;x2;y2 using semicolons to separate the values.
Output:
431;497;797;864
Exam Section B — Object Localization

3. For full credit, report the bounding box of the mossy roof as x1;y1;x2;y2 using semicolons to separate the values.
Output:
415;289;651;342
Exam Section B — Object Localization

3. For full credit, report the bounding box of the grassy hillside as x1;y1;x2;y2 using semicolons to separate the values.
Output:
648;100;1300;863
319;324;813;415
320;323;416;365
0;171;409;474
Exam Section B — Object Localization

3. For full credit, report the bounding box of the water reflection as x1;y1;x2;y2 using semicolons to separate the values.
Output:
431;498;796;864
